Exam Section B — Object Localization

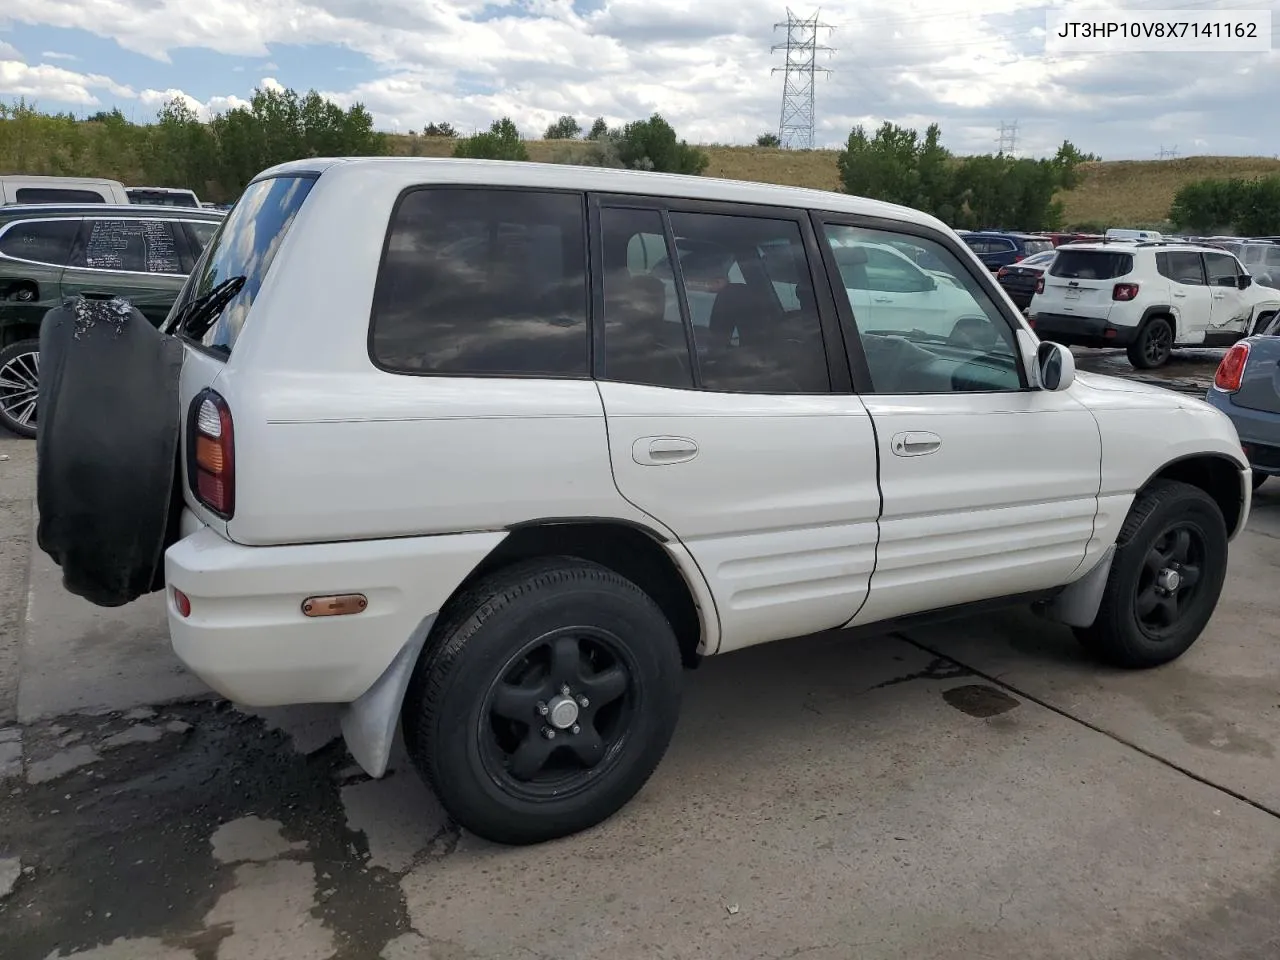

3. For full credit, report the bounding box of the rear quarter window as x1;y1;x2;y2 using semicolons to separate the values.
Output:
369;187;589;377
13;187;107;204
1050;250;1134;280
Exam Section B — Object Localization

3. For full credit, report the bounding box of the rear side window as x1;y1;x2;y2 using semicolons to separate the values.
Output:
13;187;106;204
176;175;315;354
1050;250;1133;279
1021;239;1054;255
72;219;184;274
370;188;588;377
0;220;79;266
1157;251;1205;285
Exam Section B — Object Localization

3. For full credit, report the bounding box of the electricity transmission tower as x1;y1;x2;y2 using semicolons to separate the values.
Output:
996;120;1019;156
1157;145;1179;159
772;8;835;150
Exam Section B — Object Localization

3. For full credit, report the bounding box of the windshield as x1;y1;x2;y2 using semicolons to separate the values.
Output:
171;175;315;354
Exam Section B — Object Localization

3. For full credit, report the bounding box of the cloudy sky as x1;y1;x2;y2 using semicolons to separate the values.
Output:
0;0;1276;159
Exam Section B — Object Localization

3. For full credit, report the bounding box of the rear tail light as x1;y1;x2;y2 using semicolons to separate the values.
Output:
996;266;1009;278
1035;276;1045;294
189;389;235;518
1112;283;1140;301
1013;254;1025;263
1214;342;1251;392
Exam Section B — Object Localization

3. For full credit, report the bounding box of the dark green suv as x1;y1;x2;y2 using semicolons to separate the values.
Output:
0;203;224;437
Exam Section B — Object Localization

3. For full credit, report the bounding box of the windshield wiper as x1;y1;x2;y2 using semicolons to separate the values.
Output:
171;276;247;341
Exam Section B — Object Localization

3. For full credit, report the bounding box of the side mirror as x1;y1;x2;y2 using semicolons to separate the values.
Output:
1238;274;1253;289
1036;340;1076;391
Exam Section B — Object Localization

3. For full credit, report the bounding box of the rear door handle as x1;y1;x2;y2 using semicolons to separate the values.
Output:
1173;291;1187;298
891;431;941;457
633;436;699;465
873;296;893;303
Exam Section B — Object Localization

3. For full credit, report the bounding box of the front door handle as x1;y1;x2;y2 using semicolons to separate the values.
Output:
1213;293;1226;300
891;431;942;457
873;296;893;303
633;436;699;465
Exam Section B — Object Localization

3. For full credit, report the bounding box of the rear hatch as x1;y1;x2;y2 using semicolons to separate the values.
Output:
1036;248;1135;321
1231;336;1280;415
163;173;318;535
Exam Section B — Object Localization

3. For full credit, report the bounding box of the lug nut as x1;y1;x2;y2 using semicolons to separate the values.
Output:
577;696;589;708
571;724;581;735
560;684;571;696
536;701;549;716
542;727;556;740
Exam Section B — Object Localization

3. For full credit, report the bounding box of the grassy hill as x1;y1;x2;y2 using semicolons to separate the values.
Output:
388;134;1280;228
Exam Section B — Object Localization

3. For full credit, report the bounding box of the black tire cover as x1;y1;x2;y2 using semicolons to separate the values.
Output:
36;296;184;608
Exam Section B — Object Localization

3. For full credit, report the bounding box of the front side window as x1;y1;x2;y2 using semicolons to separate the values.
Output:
0;220;79;266
184;220;219;254
822;223;1022;394
72;219;184;274
1204;252;1241;287
370;189;588;377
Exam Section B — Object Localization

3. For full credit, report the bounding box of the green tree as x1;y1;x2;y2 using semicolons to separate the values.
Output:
836;121;922;206
756;132;781;147
144;97;216;195
544;115;581;140
453;118;529;161
422;122;457;137
1236;176;1280;236
614;113;708;175
588;116;611;140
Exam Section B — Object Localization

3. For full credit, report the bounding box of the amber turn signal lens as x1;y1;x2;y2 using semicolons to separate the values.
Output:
301;594;369;617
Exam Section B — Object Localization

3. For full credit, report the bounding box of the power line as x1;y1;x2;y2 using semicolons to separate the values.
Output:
996;120;1018;157
1157;145;1180;159
772;8;835;150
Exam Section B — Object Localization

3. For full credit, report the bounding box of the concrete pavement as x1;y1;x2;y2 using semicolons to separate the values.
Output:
3;429;1280;960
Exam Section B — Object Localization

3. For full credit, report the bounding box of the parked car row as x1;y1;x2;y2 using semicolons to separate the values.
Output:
0;201;225;436
1;175;209;209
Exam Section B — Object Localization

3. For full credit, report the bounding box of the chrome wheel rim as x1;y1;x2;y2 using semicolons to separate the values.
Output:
0;349;38;429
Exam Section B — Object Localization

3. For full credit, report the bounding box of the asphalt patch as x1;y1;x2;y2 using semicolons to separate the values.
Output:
0;701;414;960
942;683;1021;719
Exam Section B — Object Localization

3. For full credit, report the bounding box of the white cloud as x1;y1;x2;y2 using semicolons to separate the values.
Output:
0;41;22;60
0;59;134;105
260;76;284;93
41;50;78;61
0;0;1277;158
138;86;251;119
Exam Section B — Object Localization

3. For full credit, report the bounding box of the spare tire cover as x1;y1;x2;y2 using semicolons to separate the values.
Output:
36;296;184;608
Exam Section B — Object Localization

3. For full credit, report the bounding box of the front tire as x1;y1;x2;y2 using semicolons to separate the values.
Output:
1126;317;1173;369
1074;479;1228;669
0;338;40;438
401;557;684;845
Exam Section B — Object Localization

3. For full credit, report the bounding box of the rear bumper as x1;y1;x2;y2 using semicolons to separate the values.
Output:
1206;389;1280;475
164;512;505;706
1028;312;1137;348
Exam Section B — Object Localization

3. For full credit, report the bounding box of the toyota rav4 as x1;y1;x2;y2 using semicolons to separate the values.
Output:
36;158;1254;846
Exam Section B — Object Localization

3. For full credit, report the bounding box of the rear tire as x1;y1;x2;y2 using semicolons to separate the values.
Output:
0;338;40;438
1126;317;1173;369
401;557;684;845
1074;479;1228;669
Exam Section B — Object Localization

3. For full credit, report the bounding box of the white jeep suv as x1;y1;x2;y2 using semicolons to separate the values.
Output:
1028;241;1280;369
35;159;1253;846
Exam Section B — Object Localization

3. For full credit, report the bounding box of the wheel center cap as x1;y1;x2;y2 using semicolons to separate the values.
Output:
1158;568;1181;592
548;695;579;730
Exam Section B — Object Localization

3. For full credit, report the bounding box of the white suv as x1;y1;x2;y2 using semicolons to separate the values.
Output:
36;159;1253;845
1029;241;1280;368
